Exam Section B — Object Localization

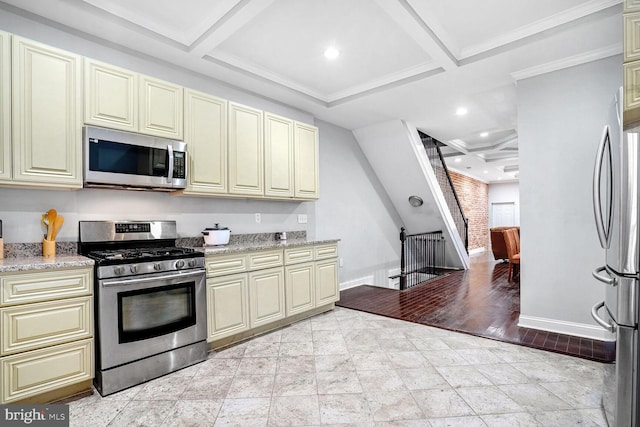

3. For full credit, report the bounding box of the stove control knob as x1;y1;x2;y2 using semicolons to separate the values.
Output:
175;259;185;269
154;263;163;271
113;266;125;276
188;259;197;268
130;265;139;274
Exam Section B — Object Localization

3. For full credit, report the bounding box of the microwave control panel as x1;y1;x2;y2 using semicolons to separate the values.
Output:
174;152;186;179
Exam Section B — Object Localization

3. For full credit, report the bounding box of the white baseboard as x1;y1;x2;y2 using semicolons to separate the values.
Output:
518;315;614;341
340;275;375;291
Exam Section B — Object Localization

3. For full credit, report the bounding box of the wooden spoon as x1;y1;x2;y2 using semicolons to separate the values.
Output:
46;209;57;240
50;215;64;241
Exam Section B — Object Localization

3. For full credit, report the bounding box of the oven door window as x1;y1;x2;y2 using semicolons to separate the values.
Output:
118;282;196;343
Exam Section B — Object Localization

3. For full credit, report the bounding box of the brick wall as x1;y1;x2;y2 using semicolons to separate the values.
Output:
449;170;489;251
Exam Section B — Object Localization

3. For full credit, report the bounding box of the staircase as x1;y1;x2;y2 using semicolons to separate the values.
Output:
419;131;469;253
353;120;469;270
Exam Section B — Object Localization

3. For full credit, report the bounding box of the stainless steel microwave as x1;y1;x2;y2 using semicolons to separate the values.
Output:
83;126;187;191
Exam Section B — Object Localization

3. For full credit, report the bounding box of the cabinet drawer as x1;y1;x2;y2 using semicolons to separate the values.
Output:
626;0;640;12
248;249;283;270
284;246;314;265
314;244;338;260
206;254;248;277
0;338;93;404
1;297;93;355
1;268;93;307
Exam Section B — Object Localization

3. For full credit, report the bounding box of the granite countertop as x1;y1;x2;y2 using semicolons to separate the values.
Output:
0;255;95;273
201;238;340;256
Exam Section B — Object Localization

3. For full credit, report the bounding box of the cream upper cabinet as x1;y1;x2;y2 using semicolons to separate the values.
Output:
626;0;640;12
184;89;228;195
294;121;319;199
264;112;294;198
228;102;263;196
84;58;138;132
0;31;10;182
84;60;183;139
139;74;184;140
12;36;82;188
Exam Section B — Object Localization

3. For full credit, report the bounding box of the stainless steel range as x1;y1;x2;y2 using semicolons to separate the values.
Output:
79;220;207;396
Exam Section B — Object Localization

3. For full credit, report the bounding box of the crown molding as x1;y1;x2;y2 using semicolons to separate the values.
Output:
510;43;622;81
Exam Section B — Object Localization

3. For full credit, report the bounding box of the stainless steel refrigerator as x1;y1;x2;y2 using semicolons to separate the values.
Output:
592;85;639;427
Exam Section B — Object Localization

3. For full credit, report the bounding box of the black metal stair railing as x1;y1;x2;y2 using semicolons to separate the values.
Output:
419;131;469;252
398;227;445;290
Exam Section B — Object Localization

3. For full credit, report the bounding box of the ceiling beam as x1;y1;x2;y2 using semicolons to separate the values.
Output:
373;0;458;71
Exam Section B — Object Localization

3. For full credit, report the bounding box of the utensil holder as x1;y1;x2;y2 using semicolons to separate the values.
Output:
42;239;55;257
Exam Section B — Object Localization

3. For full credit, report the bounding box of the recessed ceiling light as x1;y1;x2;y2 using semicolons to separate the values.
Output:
324;47;340;60
455;107;468;116
483;170;489;174
454;158;462;163
497;177;503;180
480;132;488;138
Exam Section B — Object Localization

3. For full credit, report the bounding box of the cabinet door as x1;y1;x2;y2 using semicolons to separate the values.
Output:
206;274;249;341
0;31;9;182
12;36;82;188
294;121;319;199
184;89;228;194
139;74;184;139
285;262;315;316
249;267;285;328
624;62;640;126
228;102;263;196
316;258;339;307
84;58;138;132
264;112;294;198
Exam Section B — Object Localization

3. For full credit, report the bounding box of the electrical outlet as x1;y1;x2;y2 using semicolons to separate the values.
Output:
339;257;344;267
297;214;307;224
255;213;261;223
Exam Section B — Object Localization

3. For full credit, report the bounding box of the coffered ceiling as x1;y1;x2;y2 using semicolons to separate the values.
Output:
0;0;622;183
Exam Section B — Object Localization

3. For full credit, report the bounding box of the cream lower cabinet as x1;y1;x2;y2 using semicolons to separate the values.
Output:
207;273;250;341
206;242;338;345
0;267;94;404
12;36;83;188
316;259;339;306
249;267;285;327
285;262;315;316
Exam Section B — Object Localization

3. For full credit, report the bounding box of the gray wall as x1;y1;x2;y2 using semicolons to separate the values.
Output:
0;10;402;288
518;55;621;339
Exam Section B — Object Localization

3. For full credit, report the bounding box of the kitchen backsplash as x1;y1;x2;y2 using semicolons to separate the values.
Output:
3;231;307;258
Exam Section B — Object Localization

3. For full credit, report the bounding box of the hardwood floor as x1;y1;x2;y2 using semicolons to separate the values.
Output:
337;252;614;363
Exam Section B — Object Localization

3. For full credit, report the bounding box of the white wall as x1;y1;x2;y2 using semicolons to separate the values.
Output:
517;55;621;340
488;182;520;227
0;11;402;288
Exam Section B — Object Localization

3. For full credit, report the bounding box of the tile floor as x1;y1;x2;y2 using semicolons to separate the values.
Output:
67;307;607;426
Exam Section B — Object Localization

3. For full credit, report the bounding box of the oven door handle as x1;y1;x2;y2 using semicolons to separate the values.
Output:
101;269;204;287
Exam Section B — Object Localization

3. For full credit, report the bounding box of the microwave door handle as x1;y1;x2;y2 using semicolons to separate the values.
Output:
592;125;610;249
167;144;174;184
